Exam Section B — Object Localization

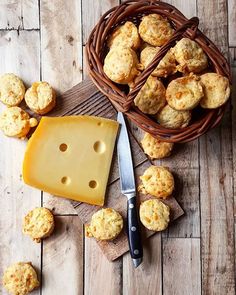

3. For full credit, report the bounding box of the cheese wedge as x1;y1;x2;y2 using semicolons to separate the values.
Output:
23;116;119;206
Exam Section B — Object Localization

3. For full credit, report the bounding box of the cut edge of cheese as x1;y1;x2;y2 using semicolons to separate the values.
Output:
23;115;119;206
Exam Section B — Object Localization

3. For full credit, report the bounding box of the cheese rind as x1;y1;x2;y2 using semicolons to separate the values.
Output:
23;116;119;206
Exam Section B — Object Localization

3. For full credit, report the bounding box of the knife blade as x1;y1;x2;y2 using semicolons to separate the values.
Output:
117;112;143;268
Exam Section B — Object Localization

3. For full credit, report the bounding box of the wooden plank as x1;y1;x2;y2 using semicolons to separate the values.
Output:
82;0;122;292
163;238;201;295
41;216;83;295
165;0;197;18
0;0;39;29
231;67;236;295
197;0;228;46
0;30;41;294
123;234;162;295
40;0;83;214
232;67;236;213
166;168;200;238
40;0;83;94
84;238;122;295
82;0;119;45
229;47;236;67
40;1;84;294
228;0;236;46
197;1;235;294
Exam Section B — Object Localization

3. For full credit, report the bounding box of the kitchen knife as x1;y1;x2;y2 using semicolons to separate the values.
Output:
117;112;143;268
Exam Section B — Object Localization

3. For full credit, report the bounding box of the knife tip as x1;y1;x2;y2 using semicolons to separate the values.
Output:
132;257;142;268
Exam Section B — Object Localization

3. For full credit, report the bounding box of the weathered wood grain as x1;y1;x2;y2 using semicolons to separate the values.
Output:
40;0;83;94
165;0;197;19
163;238;201;295
197;1;235;294
0;0;39;29
39;2;84;294
197;0;228;46
232;67;236;215
231;67;236;295
123;234;162;295
40;0;83;214
41;216;83;295
229;47;236;66
84;238;122;295
82;0;119;45
165;168;200;238
0;30;41;294
81;0;123;292
228;0;236;47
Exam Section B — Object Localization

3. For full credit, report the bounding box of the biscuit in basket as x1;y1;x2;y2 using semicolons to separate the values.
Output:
139;165;174;199
23;207;55;243
25;81;56;115
103;47;140;85
166;74;204;111
156;104;191;129
0;73;25;106
140;46;176;77
85;208;123;241
139;14;174;46
3;262;40;295
134;75;166;114
0;106;38;139
173;38;208;73
139;199;170;231
107;21;141;50
141;132;173;159
200;73;230;109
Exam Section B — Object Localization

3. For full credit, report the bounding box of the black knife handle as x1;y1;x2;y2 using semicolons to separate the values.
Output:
127;196;143;259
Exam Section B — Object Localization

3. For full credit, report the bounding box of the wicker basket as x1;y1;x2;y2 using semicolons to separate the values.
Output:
85;0;231;143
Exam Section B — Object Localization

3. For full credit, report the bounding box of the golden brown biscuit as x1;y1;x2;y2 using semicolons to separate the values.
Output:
140;45;160;68
25;82;56;115
22;207;55;243
166;74;204;111
103;47;140;85
140;46;176;77
85;208;123;241
139;14;173;46
3;262;40;295
200;73;230;109
0;106;38;139
139;165;174;199
156;104;191;129
139;199;170;231
107;21;141;50
141;132;173;159
134;76;166;114
173;38;208;73
0;73;25;106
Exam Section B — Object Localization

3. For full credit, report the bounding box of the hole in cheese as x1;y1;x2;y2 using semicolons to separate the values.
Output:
97;122;103;126
61;176;70;185
59;143;67;152
93;141;106;153
89;180;97;189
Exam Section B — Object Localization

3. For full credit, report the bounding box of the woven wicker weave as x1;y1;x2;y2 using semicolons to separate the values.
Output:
85;0;231;143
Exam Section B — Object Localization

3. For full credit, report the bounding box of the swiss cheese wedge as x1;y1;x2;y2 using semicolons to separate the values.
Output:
23;116;119;206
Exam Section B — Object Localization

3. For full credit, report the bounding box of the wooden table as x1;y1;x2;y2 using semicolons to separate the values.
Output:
0;1;235;294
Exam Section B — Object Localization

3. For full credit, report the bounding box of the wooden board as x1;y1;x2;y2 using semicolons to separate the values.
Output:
40;78;184;261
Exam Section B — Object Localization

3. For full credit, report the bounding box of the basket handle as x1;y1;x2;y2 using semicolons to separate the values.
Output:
125;17;200;111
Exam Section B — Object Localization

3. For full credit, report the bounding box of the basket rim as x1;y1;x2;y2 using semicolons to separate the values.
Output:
85;0;231;143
